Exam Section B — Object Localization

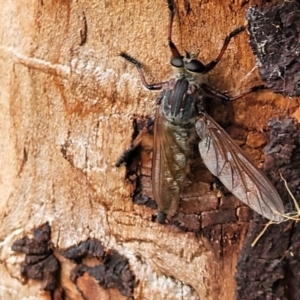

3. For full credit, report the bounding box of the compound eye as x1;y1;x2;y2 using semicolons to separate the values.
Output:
171;56;184;68
186;59;205;73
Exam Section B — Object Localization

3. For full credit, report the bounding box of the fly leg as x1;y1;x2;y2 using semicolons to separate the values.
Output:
166;0;245;70
228;85;267;101
115;118;154;167
211;176;225;200
165;0;183;58
120;53;168;90
201;83;267;102
203;26;246;73
120;1;183;86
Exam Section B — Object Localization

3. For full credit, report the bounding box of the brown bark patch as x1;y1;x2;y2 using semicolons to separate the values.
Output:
247;1;300;96
62;239;136;299
11;222;64;299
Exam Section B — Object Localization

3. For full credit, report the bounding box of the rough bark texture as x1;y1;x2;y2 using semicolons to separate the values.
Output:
247;1;300;96
1;0;299;299
236;118;300;300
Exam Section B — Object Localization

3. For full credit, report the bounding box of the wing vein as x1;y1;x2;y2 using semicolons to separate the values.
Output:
196;113;284;221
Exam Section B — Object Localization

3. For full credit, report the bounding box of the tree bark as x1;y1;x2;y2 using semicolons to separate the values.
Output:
0;0;298;299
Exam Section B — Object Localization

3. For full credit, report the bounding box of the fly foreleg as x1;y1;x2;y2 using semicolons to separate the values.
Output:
120;53;167;90
115;118;154;167
165;0;183;58
203;26;246;73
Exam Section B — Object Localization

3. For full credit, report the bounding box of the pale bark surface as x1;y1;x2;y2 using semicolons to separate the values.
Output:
0;0;298;299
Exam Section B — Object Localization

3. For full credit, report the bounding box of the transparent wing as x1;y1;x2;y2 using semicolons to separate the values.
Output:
152;108;191;222
195;113;285;222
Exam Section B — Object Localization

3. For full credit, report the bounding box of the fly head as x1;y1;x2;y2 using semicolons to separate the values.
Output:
170;52;206;82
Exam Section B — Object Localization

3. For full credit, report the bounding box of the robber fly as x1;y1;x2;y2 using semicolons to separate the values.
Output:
116;0;285;223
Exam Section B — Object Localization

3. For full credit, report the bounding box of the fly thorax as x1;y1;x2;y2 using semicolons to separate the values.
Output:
161;77;198;126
